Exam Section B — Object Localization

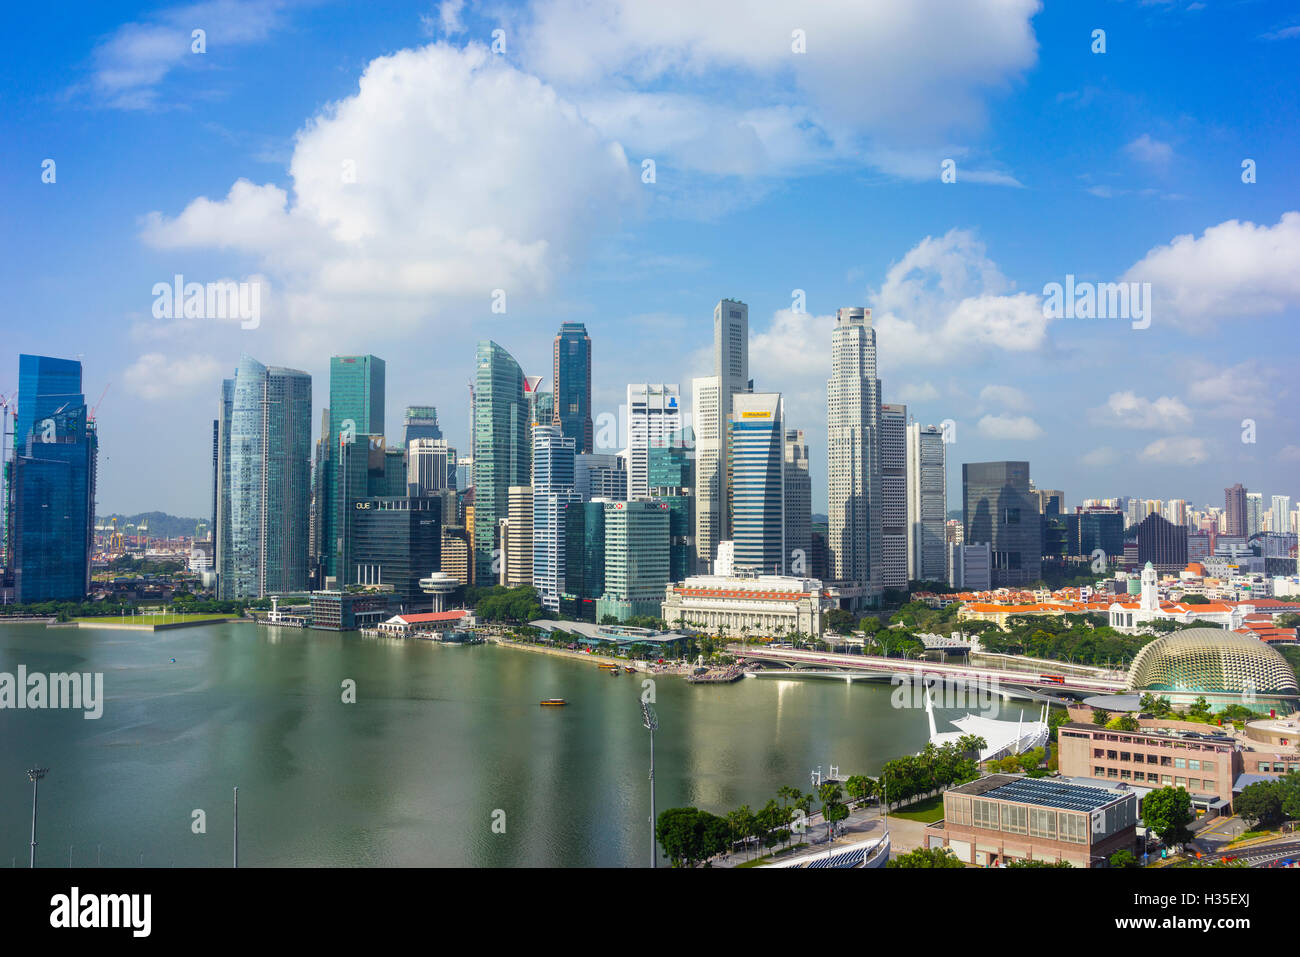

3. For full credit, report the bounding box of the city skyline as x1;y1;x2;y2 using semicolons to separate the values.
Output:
3;2;1297;518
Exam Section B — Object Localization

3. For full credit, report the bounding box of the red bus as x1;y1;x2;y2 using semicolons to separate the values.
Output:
1039;674;1066;684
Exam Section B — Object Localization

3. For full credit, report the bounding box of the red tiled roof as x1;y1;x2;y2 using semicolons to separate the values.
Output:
396;610;470;623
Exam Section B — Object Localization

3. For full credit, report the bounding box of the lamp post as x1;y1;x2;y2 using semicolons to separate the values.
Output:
641;701;658;869
27;767;48;868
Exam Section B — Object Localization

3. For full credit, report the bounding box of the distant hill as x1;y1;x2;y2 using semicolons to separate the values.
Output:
97;511;207;539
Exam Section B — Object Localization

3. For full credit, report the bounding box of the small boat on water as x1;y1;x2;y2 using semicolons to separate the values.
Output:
540;698;568;707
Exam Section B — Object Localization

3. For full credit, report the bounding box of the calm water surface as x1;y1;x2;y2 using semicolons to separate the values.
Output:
1;621;949;867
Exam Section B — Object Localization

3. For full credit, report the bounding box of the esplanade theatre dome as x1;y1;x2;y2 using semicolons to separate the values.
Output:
1127;628;1299;700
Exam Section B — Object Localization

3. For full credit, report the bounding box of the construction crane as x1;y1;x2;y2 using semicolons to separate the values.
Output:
88;382;110;421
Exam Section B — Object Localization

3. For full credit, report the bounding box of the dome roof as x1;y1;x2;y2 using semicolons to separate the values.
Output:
1127;627;1299;696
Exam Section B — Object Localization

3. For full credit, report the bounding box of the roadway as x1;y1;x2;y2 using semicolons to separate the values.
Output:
729;644;1128;694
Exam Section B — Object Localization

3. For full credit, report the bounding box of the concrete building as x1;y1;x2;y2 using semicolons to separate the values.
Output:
575;452;626;501
597;499;670;622
503;485;533;587
532;426;579;612
407;438;454;495
783;428;812;577
906;422;947;584
627;383;681;499
1224;483;1247;537
662;574;827;639
949;542;992;590
826;307;883;605
880;402;908;591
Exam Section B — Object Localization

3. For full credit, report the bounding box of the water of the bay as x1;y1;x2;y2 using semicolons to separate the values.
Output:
0;621;986;867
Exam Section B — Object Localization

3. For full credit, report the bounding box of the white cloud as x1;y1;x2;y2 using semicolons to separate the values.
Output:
895;381;940;403
871;229;1054;366
84;0;289;109
977;414;1043;440
1124;134;1174;169
1088;391;1193;431
1122;212;1300;328
141;43;637;335
1139;436;1208;465
979;384;1030;410
124;352;224;400
511;0;1039;178
1279;445;1300;463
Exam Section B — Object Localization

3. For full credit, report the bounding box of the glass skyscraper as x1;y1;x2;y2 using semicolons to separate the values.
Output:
553;322;593;454
648;427;695;582
730;393;785;575
473;341;528;583
561;500;606;621
8;354;98;602
532;425;579;612
317;355;385;581
403;406;442;446
962;461;1042;588
217;355;312;598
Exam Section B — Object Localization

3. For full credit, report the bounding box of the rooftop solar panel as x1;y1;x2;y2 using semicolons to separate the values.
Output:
980;778;1118;812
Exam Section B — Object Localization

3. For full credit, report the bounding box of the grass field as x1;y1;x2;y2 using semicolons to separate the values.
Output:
889;794;946;823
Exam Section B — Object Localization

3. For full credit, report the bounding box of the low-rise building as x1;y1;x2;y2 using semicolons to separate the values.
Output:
661;573;826;638
927;774;1138;868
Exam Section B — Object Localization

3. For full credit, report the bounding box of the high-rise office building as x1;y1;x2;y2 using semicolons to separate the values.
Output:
1135;512;1188;573
1223;483;1247;537
217;355;312;598
402;406;442;445
692;374;722;572
407;438;455;495
782;428;812;577
532;426;579;612
649;427;696;582
561;499;607;621
318;355;385;582
349;496;441;608
1076;507;1125;561
598;500;670;622
880;403;908;590
730;393;785;575
474;341;529;583
503;485;533;587
553;322;593;454
906;422;947;583
962;461;1041;588
7;355;99;603
827;307;883;601
627;384;681;499
575;452;626;501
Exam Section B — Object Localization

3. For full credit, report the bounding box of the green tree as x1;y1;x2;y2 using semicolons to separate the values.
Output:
1092;708;1111;726
655;807;730;868
1006;858;1072;868
887;846;965;868
1108;849;1139;869
1235;781;1286;828
1143;786;1194;846
1115;713;1140;732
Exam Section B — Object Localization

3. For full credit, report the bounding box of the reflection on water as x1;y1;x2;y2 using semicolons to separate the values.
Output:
0;622;939;867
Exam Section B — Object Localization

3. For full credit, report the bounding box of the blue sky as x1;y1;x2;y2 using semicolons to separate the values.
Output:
2;0;1298;518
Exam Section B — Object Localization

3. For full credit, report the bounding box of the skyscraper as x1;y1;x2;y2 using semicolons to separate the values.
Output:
532;425;579;612
504;485;533;586
402;406;442;445
1135;512;1188;573
1224;483;1247;537
474;341;529;583
575;452;627;501
962;461;1041;588
691;374;722;572
730;393;785;575
783;428;812;577
598;500;670;622
1246;492;1264;537
561;499;606;621
318;355;386;582
880;403;908;591
553;322;593;454
649;427;696;582
827;307;883;602
627;384;681;499
407;438;455;495
8;355;98;603
906;422;947;583
217;355;312;598
1272;495;1292;534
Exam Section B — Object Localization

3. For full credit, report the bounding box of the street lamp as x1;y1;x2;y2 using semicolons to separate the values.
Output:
640;702;658;869
27;767;48;868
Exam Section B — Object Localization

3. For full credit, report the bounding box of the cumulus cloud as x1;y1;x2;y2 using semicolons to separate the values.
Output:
979;384;1030;410
1080;446;1118;467
1139;436;1208;465
1088;391;1193;431
510;0;1039;178
1124;134;1174;169
124;352;224;400
1122;212;1300;329
871;229;1053;365
141;43;637;334
977;414;1043;440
